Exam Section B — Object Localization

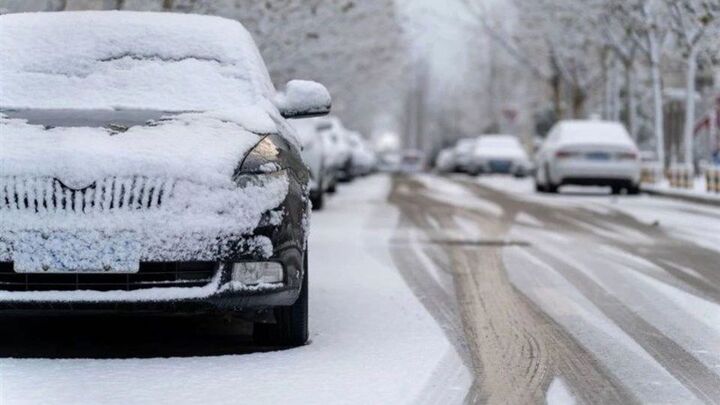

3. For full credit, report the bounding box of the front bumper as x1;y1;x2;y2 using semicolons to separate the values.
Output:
0;248;304;314
0;171;308;313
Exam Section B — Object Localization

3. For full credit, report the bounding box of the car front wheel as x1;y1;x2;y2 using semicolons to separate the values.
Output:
254;253;309;347
311;191;324;210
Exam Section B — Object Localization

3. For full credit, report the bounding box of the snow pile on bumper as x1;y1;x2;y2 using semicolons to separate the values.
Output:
0;172;289;272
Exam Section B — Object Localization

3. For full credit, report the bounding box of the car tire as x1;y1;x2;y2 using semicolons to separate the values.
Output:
327;179;337;194
627;184;640;195
611;185;622;195
547;182;559;193
310;191;324;210
535;181;546;193
254;253;309;347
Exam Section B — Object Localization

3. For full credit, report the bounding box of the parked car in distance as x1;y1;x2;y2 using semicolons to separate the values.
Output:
317;117;351;191
534;120;641;194
435;147;457;173
377;151;403;172
398;149;426;173
292;119;331;210
346;131;376;177
453;137;479;173
469;135;532;177
0;11;332;346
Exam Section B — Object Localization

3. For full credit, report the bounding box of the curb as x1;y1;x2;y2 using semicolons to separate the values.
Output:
641;186;720;207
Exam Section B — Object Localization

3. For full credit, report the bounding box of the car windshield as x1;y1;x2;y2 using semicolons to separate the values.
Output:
0;12;269;111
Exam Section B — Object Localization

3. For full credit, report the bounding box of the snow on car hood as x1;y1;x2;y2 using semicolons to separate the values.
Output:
0;110;289;270
0;109;275;186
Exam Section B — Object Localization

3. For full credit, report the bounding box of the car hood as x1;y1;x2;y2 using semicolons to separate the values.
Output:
0;108;278;187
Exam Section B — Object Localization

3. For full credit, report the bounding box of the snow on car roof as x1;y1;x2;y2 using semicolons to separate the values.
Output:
554;120;635;147
0;11;275;111
477;135;521;148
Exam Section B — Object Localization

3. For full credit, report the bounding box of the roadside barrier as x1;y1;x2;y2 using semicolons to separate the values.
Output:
666;165;694;189
640;163;663;184
706;166;720;193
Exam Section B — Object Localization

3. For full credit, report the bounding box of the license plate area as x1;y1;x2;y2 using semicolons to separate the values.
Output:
586;152;611;161
13;231;141;274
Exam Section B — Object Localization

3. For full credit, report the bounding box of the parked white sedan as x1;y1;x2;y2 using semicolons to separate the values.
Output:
535;120;641;194
469;135;532;177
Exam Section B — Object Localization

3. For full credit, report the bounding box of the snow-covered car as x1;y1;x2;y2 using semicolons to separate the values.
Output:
376;151;402;172
346;131;376;177
316;117;351;190
291;119;332;210
468;135;532;176
535;120;641;194
0;11;332;346
453;137;479;173
434;148;457;173
398;150;426;173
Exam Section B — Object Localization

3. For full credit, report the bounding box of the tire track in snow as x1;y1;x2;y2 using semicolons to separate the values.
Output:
390;175;633;404
452;175;720;403
527;247;720;403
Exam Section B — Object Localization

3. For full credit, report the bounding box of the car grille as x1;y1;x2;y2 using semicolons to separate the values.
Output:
0;176;175;213
0;262;217;292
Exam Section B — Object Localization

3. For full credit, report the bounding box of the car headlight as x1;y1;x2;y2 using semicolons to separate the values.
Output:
239;136;282;174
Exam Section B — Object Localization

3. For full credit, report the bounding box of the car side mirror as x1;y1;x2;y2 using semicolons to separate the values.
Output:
274;80;331;119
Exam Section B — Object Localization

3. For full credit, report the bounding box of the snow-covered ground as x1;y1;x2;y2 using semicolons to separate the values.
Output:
0;175;471;405
467;174;720;402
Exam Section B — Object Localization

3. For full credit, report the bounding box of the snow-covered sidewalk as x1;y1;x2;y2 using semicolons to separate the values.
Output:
0;175;470;405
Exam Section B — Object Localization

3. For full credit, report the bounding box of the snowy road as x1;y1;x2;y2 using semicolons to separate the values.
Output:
392;174;720;404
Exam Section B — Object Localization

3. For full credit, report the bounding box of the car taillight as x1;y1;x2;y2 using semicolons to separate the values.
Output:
555;150;580;159
617;151;637;160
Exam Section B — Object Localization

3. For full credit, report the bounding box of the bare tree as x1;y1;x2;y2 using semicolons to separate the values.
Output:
623;0;670;165
601;2;641;137
666;0;720;166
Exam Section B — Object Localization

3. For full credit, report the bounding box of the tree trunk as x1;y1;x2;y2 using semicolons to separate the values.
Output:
603;50;611;119
572;86;585;119
611;63;621;121
625;60;638;139
162;0;174;11
551;73;563;120
683;47;698;169
651;60;665;167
